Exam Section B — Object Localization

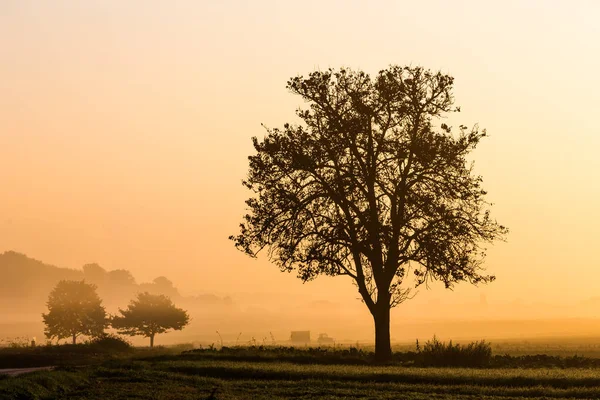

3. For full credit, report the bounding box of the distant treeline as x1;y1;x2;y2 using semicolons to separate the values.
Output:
0;251;231;315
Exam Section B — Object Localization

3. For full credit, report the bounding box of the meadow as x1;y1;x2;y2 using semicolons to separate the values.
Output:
4;339;600;399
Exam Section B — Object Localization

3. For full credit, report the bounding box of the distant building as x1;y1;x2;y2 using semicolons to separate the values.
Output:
290;331;310;344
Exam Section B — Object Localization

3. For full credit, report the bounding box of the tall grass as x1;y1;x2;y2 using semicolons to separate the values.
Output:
419;336;492;367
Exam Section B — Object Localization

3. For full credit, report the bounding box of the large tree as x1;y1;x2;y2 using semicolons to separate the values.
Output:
111;292;189;347
231;65;507;361
42;280;108;344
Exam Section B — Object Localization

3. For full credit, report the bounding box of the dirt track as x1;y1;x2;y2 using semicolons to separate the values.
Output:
0;366;54;376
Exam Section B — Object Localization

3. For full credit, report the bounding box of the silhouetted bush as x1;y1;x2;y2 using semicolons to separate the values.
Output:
418;336;492;367
88;334;132;352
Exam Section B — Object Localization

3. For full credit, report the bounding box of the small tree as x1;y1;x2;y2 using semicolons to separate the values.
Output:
111;292;189;347
231;65;507;362
42;280;108;344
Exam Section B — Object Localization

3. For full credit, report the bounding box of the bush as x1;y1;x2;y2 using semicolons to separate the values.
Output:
88;334;132;352
418;336;492;367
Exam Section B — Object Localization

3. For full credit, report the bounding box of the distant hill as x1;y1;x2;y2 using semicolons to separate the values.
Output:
0;251;82;308
0;251;235;344
0;251;185;315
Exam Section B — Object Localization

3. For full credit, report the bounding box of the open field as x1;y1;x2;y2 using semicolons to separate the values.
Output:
392;336;600;359
6;333;600;357
5;345;600;399
5;357;600;399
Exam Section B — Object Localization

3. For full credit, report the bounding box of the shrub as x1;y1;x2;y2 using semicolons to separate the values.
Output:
88;334;132;352
418;336;492;367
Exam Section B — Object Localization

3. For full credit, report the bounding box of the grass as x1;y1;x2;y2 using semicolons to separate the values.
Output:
171;344;600;368
0;342;187;369
0;370;88;399
6;346;600;399
6;358;600;399
390;336;600;358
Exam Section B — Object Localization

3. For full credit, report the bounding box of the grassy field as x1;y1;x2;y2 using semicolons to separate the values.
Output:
5;357;600;399
4;345;600;399
390;336;600;358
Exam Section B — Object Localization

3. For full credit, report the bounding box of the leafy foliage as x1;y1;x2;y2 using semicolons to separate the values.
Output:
42;280;108;344
111;292;189;347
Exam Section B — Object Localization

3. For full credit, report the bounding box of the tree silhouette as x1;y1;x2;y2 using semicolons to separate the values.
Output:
111;292;189;347
231;65;507;361
42;280;108;344
145;276;180;298
82;263;107;285
108;269;136;286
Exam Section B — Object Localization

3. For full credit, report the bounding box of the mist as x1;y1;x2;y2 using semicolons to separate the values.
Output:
2;251;600;349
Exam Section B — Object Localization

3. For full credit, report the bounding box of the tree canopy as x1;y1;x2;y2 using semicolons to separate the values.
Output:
111;292;189;347
231;65;507;361
42;280;108;344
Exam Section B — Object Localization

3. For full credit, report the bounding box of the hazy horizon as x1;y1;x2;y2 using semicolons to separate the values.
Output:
2;250;600;348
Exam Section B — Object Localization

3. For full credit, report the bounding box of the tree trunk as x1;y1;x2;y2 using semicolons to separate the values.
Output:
72;334;77;345
150;333;155;348
373;303;392;363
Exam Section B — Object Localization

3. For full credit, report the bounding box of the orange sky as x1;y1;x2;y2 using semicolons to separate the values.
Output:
1;0;600;311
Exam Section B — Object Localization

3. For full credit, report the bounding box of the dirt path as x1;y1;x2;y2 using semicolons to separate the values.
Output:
0;366;54;376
